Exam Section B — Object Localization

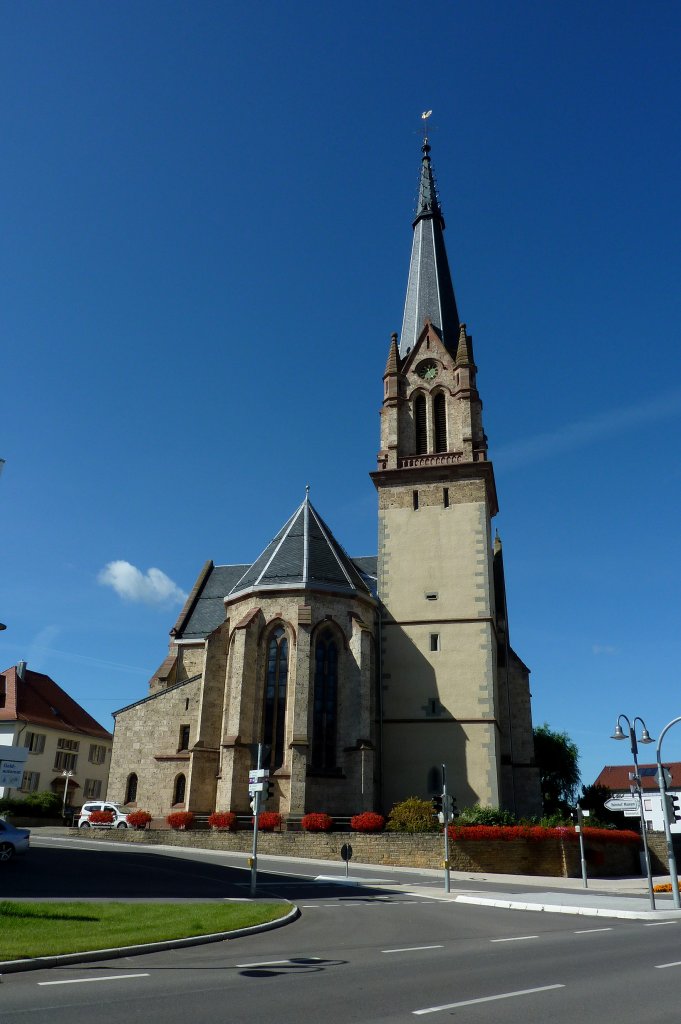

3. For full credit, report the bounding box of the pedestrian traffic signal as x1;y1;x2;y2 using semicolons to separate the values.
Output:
445;794;458;819
431;794;443;817
263;779;274;804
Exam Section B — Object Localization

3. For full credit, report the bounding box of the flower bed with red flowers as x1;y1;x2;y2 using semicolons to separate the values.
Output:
255;811;282;832
87;810;114;825
126;810;152;829
208;811;237;831
167;811;194;830
301;813;334;832
446;824;640;844
350;812;386;833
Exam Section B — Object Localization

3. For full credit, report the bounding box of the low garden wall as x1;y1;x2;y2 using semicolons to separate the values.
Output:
71;827;640;878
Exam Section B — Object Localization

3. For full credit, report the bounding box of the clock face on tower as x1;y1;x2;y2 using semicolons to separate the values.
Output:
416;360;439;381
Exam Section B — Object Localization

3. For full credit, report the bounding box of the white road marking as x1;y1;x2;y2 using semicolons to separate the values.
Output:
574;927;613;934
38;974;149;987
383;945;443;953
490;935;539;943
645;920;678;926
655;961;681;969
413;983;565;1015
235;957;322;968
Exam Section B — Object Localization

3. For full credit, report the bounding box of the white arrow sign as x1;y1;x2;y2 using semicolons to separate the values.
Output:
604;796;640;813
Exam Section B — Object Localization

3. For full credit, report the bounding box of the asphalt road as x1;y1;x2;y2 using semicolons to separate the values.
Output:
3;839;681;1023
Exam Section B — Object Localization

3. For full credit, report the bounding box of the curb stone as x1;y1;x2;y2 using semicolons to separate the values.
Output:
0;904;299;976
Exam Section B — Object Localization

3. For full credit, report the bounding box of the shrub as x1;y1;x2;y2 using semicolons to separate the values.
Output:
301;813;334;832
387;797;440;834
456;804;517;826
126;810;152;829
88;810;114;825
256;811;282;832
0;792;62;818
446;824;640;844
208;811;237;831
350;812;385;833
167;811;194;830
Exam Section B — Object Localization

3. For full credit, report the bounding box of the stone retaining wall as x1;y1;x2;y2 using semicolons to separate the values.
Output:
72;828;640;877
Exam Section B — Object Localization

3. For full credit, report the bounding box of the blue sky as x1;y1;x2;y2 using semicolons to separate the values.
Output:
2;1;681;795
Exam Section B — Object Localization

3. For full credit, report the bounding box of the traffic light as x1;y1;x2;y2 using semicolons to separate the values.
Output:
431;794;443;817
665;793;681;822
446;794;458;819
263;779;274;804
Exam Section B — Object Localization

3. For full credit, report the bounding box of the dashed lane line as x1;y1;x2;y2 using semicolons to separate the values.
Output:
235;957;323;968
382;945;444;953
574;927;613;934
644;920;678;927
655;961;681;969
490;935;538;943
413;983;565;1015
38;974;150;987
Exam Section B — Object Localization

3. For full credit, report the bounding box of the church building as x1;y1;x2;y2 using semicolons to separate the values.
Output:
107;134;541;821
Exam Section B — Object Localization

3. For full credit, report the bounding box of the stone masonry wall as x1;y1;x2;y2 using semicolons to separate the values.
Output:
76;828;640;878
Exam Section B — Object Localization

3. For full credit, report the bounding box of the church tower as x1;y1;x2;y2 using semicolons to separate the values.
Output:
371;134;540;816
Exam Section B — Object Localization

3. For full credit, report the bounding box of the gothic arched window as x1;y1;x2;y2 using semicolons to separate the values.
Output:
264;627;289;770
434;392;447;453
312;629;338;771
125;773;138;804
173;773;186;805
414;394;427;454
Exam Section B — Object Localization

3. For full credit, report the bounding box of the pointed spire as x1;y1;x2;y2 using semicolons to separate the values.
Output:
455;322;475;367
493;530;502;556
384;332;400;375
414;141;442;225
399;135;460;358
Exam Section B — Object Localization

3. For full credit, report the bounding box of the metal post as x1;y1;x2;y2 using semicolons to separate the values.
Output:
249;743;262;898
630;728;656;911
576;807;588;888
656;717;681;910
62;770;72;818
442;763;450;894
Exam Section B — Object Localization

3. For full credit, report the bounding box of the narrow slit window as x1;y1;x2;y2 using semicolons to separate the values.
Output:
430;633;440;652
443;487;449;508
434;393;447;452
413;490;419;511
414;394;427;454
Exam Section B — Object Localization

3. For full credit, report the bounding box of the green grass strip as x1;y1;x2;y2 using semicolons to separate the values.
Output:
0;901;290;960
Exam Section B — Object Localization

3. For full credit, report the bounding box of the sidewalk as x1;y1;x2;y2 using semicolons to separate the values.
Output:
385;869;681;920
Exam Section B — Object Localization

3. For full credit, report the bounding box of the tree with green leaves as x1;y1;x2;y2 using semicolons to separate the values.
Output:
533;723;581;816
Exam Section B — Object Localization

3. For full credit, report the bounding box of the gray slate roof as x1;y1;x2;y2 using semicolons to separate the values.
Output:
399;141;460;357
174;507;377;641
229;494;372;599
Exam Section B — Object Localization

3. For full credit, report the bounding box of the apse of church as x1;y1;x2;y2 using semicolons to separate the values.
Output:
107;133;541;820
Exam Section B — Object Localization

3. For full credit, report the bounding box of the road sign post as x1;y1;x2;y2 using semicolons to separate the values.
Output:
441;763;450;894
340;842;353;878
249;744;264;897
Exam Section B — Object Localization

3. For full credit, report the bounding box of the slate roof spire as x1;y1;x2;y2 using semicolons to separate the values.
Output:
228;490;372;599
399;134;460;358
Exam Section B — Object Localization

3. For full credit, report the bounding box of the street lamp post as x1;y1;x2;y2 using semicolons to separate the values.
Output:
611;714;656;911
656;716;681;910
61;770;73;819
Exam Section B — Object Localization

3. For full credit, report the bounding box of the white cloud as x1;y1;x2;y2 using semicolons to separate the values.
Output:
98;560;187;606
592;644;617;656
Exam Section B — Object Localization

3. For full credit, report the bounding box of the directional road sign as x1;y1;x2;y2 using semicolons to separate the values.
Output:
604;796;640;813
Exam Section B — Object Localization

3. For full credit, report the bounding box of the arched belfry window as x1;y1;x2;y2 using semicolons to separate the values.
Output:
434;392;447;453
414;394;427;455
312;629;338;771
125;773;138;804
173;773;186;805
264;626;289;771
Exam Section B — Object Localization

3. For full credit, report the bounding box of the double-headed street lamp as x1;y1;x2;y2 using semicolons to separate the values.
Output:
611;714;656;911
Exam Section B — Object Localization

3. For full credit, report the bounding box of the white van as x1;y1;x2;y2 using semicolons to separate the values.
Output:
78;802;129;829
